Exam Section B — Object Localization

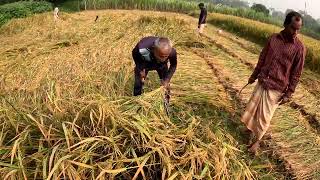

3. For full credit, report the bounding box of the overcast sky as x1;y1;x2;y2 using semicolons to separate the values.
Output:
245;0;320;19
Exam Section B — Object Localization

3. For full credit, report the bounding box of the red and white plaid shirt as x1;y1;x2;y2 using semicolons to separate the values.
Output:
250;31;306;98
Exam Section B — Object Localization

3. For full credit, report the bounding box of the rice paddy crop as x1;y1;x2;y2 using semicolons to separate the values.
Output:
57;0;320;74
204;13;320;74
61;0;280;27
0;10;289;179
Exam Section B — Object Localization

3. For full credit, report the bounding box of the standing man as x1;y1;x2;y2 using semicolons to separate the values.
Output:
241;11;306;153
198;3;207;34
132;36;177;100
54;7;59;21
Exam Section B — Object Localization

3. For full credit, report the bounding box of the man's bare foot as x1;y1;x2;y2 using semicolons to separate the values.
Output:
248;140;260;155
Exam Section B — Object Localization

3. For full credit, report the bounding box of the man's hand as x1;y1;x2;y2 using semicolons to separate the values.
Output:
161;79;171;103
279;95;290;105
248;77;256;84
140;69;146;83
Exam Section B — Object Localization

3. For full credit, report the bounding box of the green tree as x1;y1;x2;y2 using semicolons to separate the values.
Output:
211;0;249;8
251;3;269;16
272;10;284;20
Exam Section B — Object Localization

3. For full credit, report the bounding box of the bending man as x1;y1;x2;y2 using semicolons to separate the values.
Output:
132;37;177;99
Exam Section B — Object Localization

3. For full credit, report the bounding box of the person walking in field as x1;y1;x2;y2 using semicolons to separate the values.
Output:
132;37;177;100
241;11;306;154
54;7;59;21
198;3;207;34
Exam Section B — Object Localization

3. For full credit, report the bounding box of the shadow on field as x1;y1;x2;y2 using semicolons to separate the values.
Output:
171;89;249;144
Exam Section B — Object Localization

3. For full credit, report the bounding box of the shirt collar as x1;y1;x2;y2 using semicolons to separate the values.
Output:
279;30;297;44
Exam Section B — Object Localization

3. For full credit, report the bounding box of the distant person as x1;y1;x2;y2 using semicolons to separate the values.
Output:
54;7;59;21
241;11;306;154
95;15;99;22
198;3;207;34
132;37;177;101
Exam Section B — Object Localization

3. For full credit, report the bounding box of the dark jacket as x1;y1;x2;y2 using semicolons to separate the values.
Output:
132;36;177;81
198;8;207;25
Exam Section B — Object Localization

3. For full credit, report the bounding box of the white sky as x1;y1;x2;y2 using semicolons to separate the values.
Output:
245;0;320;19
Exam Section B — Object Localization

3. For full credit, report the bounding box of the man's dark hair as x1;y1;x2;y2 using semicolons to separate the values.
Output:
198;3;204;8
284;11;302;26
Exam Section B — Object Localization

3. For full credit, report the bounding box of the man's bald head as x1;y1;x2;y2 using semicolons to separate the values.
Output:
153;37;173;63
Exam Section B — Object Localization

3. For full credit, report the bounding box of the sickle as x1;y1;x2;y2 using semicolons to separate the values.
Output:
238;83;249;97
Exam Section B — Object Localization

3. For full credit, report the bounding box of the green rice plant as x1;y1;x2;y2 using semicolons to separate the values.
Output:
0;1;52;26
79;0;197;13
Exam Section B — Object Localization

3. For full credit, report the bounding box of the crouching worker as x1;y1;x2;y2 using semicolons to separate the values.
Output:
132;37;177;101
241;11;306;154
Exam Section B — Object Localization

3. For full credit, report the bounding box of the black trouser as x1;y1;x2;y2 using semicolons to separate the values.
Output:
132;50;169;96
